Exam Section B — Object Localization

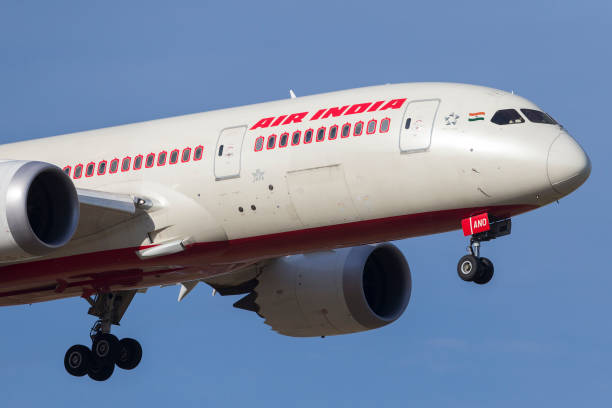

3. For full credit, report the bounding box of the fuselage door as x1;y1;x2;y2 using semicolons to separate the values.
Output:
214;126;246;180
399;99;440;153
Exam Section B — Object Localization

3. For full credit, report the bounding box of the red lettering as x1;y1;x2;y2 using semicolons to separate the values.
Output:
345;103;372;115
250;117;274;130
367;101;385;112
311;108;326;120
283;112;308;125
380;98;407;110
271;115;288;127
322;105;349;119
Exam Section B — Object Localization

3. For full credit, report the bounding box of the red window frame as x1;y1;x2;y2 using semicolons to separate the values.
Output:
354;121;364;136
291;130;301;146
380;117;391;133
121;156;131;172
341;123;351;138
254;137;264;152
279;132;289;148
73;164;83;179
63;166;71;177
85;162;95;178
328;125;339;140
109;159;119;174
169;149;180;164
97;160;107;175
366;119;377;135
266;134;276;150
316;127;326;142
181;148;191;162
303;128;314;144
157;151;167;166
193;145;204;161
133;155;143;170
145;153;155;168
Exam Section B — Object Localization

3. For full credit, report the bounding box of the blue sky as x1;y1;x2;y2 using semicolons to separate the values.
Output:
0;1;610;406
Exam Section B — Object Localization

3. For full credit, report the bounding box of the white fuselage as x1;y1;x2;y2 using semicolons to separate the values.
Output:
0;82;590;305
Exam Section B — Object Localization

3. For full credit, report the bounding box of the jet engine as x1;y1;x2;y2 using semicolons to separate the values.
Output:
0;160;79;261
234;243;411;337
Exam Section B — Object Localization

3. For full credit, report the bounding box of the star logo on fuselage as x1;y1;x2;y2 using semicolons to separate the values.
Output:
445;113;459;126
252;169;265;182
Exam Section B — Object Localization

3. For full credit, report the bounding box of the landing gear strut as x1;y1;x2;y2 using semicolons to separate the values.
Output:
457;218;511;285
64;290;142;381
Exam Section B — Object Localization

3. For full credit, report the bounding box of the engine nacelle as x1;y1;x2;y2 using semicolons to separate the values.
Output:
0;160;79;261
234;244;411;337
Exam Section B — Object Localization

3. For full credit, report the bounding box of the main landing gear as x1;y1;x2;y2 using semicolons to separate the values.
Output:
64;290;142;381
457;218;512;285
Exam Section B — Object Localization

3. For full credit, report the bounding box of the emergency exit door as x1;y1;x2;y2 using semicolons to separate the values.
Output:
399;99;440;153
214;126;246;180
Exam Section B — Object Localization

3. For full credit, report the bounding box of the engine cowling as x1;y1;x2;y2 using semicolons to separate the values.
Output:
234;243;411;337
0;160;79;261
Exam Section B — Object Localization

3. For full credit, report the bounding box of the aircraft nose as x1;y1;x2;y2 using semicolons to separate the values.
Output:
547;132;591;196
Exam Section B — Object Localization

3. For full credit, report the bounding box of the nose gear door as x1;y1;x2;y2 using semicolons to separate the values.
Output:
214;125;246;180
399;99;440;153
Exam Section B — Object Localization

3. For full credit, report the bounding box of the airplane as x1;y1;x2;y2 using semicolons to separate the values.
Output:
0;82;590;381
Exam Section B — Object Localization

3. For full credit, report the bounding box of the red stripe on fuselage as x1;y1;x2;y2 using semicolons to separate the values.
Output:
0;204;536;306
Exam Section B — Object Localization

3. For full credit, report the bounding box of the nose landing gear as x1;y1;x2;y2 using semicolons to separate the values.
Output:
457;217;511;285
63;290;142;381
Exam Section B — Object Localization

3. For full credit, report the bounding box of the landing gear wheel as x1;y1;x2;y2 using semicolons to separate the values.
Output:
64;345;91;377
91;333;119;365
474;257;494;285
87;358;115;382
116;338;142;370
457;255;480;282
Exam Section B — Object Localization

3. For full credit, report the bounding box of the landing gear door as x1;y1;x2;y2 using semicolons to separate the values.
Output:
214;126;246;180
399;99;440;153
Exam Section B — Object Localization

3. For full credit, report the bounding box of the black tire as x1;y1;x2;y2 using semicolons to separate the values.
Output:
87;358;115;382
116;338;142;370
474;257;494;285
457;255;480;281
91;333;120;365
64;345;91;377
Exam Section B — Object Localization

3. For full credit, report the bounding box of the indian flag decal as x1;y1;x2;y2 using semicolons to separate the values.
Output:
468;112;485;121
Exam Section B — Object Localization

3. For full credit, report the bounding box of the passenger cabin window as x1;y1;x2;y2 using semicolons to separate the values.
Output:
341;123;351;138
328;125;338;140
194;146;203;160
110;159;119;173
86;163;95;177
354;121;363;136
255;137;264;151
291;131;301;145
98;161;107;175
146;154;155;168
380;118;390;133
520;109;557;125
158;151;167;166
304;129;313;143
491;109;525;125
267;134;276;149
367;119;377;134
63;166;71;176
121;157;131;171
279;133;289;147
182;148;191;162
316;127;326;142
170;150;179;164
134;155;143;170
74;164;83;179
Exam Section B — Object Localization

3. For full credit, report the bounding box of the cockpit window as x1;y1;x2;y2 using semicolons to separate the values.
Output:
491;109;525;125
520;109;557;125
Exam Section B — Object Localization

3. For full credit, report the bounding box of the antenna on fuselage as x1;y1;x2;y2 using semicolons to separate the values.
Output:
289;89;296;99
